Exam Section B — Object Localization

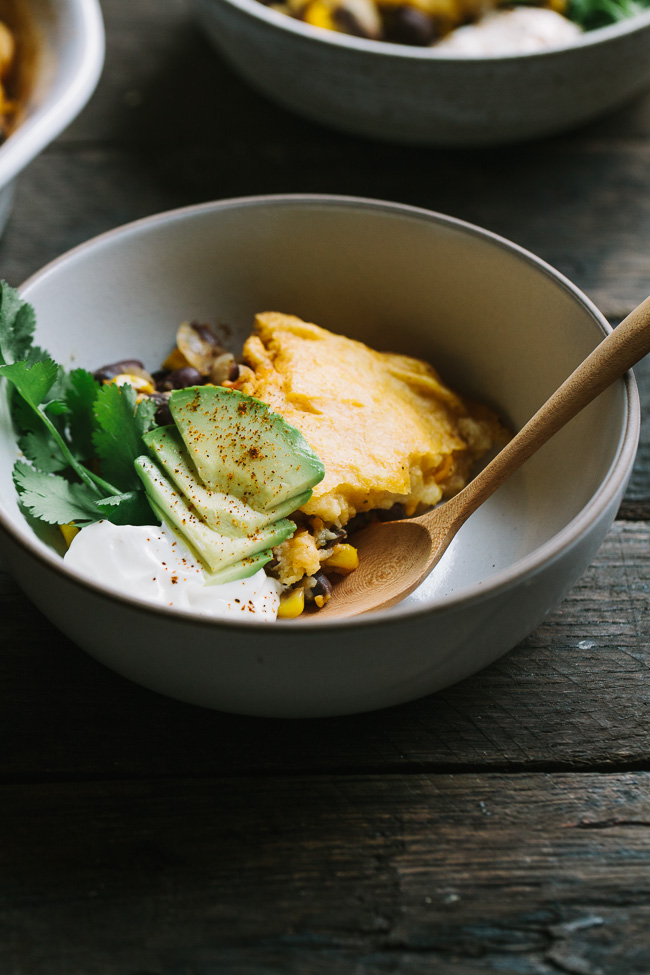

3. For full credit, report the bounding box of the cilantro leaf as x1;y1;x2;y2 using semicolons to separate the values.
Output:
0;283;157;532
8;363;65;435
64;368;100;461
18;430;68;473
25;344;51;366
0;282;37;365
10;393;45;436
43;400;68;416
13;462;156;528
0;358;118;497
0;358;58;408
567;0;649;28
96;490;156;526
92;383;157;492
13;461;101;525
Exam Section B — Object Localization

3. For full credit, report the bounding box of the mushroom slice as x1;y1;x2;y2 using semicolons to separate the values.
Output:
176;321;226;376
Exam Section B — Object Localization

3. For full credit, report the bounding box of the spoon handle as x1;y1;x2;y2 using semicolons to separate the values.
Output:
441;294;650;527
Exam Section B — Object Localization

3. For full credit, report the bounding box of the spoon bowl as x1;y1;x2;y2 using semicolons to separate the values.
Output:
320;517;437;617
316;294;650;620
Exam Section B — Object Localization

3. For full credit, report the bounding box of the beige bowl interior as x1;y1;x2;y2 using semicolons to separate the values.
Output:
6;195;629;613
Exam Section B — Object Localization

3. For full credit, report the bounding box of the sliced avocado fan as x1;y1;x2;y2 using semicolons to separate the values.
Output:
168;385;324;511
142;425;312;537
135;385;325;580
135;456;295;574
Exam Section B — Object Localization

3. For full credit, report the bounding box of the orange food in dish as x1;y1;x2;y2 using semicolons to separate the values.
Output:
236;312;505;591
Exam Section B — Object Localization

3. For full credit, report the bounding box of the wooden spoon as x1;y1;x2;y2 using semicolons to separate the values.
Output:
310;295;650;621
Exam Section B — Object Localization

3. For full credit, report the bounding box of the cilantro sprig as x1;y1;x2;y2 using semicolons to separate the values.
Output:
512;0;650;29
566;0;649;29
0;281;157;529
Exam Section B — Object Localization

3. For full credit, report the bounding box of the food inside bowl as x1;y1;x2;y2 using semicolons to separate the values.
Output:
0;283;505;620
0;0;38;142
261;0;649;50
0;17;17;139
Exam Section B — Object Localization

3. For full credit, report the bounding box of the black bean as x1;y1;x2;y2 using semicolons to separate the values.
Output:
152;369;171;391
149;393;172;426
167;366;205;389
383;6;436;45
311;571;333;599
228;361;240;382
344;512;371;534
93;358;145;382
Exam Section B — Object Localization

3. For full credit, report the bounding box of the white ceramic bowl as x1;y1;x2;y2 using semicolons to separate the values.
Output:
0;195;639;717
190;0;650;146
0;0;104;236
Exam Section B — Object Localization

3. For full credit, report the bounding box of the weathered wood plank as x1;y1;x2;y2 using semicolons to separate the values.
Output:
1;3;649;973
1;771;650;974
621;350;650;518
0;521;648;780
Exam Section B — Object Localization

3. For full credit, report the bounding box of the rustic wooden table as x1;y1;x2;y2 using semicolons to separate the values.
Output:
2;0;650;971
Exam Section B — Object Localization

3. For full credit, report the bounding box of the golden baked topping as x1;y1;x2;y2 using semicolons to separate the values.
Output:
239;312;504;529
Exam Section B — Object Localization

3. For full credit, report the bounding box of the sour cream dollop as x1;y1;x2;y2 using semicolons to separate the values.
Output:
435;8;582;55
64;521;281;620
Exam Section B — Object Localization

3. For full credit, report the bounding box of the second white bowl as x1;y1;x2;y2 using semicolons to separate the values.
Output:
191;0;650;146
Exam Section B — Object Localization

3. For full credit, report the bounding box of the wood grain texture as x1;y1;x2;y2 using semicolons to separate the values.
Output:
2;772;650;974
1;522;648;781
0;1;649;970
621;351;650;517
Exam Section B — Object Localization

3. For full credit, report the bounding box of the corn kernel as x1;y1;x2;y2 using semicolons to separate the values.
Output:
107;373;155;395
323;543;359;574
59;523;80;548
277;588;305;618
162;347;190;371
303;0;337;30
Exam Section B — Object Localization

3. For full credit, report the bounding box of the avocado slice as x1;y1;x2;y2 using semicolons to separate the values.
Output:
148;499;273;584
169;386;325;511
135;456;294;573
143;425;312;537
202;550;274;586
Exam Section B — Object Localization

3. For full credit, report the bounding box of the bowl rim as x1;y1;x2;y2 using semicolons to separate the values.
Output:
8;192;640;632
0;0;105;187
197;0;650;61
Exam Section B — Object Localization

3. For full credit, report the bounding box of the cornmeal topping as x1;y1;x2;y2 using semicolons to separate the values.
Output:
240;312;504;529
